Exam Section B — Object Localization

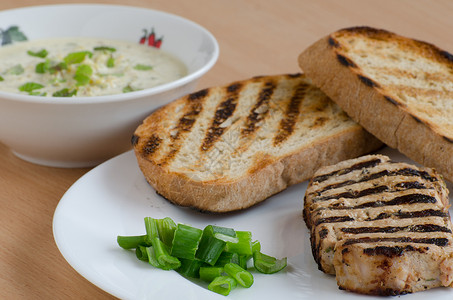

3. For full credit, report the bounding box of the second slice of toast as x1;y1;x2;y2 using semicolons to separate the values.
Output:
298;26;453;183
132;73;382;212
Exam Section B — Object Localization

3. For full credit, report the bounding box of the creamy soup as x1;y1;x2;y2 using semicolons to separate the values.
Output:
0;37;187;97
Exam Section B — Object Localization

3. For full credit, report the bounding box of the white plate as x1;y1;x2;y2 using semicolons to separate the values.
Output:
53;148;453;300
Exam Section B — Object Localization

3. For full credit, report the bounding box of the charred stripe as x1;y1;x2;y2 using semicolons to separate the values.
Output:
312;158;382;183
273;82;308;145
310;167;437;196
201;83;242;151
341;224;452;234
362;245;429;258
343;236;449;247
241;80;276;136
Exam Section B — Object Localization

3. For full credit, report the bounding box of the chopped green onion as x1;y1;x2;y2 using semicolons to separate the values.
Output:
177;258;203;278
208;276;237;296
199;266;223;282
106;56;115;68
35;59;50;74
74;64;92;86
93;46;116;52
135;245;149;262
122;84;138;93
151;237;181;270
49;62;67;74
64;51;93;65
215;251;239;267
117;235;149;249
7;64;24;75
144;246;162;268
27;49;48;58
144;217;160;243
52;88;77;97
19;82;44;92
134;64;153;71
196;225;231;265
253;251;287;274
170;224;203;260
155;217;176;247
224;263;254;288
0;75;4;81
225;231;252;256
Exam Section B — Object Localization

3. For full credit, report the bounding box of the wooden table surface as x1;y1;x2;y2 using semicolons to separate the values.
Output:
1;0;453;298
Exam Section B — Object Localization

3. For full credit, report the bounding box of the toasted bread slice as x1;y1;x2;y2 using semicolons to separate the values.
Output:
132;73;382;212
304;154;453;295
298;26;453;183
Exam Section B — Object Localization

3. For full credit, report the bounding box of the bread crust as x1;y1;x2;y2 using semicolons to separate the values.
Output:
133;74;383;213
298;27;453;182
135;126;380;213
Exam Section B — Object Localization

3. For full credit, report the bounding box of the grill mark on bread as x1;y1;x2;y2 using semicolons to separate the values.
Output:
241;80;276;136
155;90;205;163
341;224;452;234
343;236;449;247
142;134;162;156
357;74;380;88
312;157;383;183
336;53;357;68
201;83;242;152
443;136;453;143
273;82;309;145
384;95;400;106
328;36;340;48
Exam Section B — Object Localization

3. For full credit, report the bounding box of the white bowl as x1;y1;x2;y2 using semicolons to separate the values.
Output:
0;4;219;167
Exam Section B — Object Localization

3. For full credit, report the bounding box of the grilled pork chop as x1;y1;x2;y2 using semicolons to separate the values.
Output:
132;73;382;212
304;154;453;295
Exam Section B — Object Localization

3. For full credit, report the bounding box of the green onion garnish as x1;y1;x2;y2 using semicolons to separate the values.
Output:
253;251;287;274
106;56;115;68
27;49;48;58
19;82;44;93
224;263;254;288
0;75;4;81
177;258;203;278
117;217;287;296
93;46;116;52
52;88;77;97
133;64;153;71
225;231;252;256
199;266;223;282
170;224;203;260
117;235;149;249
64;51;93;65
208;276;237;296
74;64;93;86
151;237;181;270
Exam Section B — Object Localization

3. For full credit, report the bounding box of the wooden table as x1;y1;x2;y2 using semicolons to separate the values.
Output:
1;0;453;298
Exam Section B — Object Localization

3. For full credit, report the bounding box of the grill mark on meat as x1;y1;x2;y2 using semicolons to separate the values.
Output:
315;215;355;226
352;193;437;209
241;80;276;136
341;224;452;234
311;167;437;197
315;181;429;203
312;158;382;183
313;209;449;228
343;236;449;247
201;83;242;152
362;245;429;258
273;82;309;145
373;209;449;220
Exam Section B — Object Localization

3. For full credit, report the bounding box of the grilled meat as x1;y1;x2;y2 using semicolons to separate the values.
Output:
303;154;453;295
